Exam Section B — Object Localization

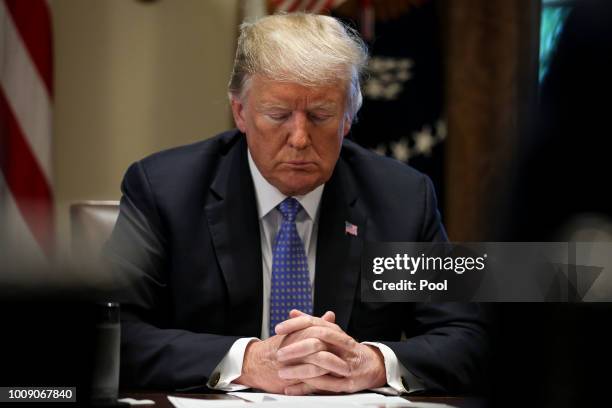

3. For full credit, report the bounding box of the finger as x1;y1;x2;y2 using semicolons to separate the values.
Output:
279;326;357;357
276;315;316;335
275;314;340;335
302;351;350;377
277;337;327;362
321;310;335;323
279;351;349;378
290;309;335;324
278;363;329;380
302;374;354;394
284;382;318;396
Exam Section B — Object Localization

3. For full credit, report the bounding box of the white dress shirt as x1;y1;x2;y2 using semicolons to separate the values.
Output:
207;150;424;394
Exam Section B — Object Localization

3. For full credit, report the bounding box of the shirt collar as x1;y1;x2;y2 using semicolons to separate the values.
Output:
247;149;324;220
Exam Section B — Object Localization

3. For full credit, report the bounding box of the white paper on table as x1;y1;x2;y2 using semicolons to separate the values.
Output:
117;398;156;406
257;403;363;408
228;392;408;404
167;395;248;408
170;393;457;408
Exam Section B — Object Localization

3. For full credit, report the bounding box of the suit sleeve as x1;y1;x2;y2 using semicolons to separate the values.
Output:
382;174;488;393
103;162;241;390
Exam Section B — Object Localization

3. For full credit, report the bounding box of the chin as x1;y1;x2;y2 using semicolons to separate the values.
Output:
278;178;321;196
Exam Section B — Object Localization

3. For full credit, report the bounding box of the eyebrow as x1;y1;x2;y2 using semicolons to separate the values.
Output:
257;102;289;110
308;101;338;111
257;101;338;111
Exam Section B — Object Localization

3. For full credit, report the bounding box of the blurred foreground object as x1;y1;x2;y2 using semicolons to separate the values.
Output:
512;0;612;241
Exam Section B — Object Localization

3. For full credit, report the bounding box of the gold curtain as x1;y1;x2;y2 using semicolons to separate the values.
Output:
440;0;541;240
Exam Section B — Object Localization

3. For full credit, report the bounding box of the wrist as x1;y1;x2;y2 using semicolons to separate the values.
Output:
234;339;261;388
365;344;388;388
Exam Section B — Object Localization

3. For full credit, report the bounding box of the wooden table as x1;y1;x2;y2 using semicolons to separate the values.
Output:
121;392;487;408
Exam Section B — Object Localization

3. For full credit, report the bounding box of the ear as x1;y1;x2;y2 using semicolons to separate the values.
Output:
342;115;352;138
230;95;247;133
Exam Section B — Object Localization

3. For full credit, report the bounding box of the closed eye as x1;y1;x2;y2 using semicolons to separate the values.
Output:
308;112;333;123
267;112;290;122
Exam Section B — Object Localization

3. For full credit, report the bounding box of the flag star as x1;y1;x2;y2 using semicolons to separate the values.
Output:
365;79;385;99
391;138;411;162
380;73;393;82
397;69;412;81
369;57;384;72
380;58;396;70
383;82;402;100
435;119;447;142
397;58;413;70
413;126;435;157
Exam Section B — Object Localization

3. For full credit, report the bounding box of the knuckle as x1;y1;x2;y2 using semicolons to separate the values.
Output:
333;381;344;393
321;351;334;364
307;364;319;377
308;337;320;351
347;378;356;393
345;336;356;349
305;326;316;337
303;384;315;395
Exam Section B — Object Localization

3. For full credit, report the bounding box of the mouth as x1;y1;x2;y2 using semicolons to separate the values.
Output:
283;161;316;169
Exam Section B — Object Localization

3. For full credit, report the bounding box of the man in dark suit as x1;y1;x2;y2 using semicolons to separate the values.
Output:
106;13;486;395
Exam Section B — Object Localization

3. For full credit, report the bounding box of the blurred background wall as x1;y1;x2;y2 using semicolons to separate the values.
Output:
52;0;238;251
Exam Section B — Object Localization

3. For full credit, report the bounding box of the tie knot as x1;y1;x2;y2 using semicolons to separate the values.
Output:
278;197;301;222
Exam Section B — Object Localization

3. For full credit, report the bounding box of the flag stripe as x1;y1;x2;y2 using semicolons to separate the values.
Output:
305;0;319;11
276;0;299;12
0;89;54;256
274;0;346;13
317;0;336;13
3;0;53;97
0;0;54;258
0;0;53;184
297;0;312;11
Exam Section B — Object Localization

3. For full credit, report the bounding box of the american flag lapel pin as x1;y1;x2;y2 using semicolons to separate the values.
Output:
345;221;358;237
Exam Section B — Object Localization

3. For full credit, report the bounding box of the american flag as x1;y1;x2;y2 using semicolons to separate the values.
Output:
241;0;348;21
345;221;358;236
0;0;54;259
271;0;347;14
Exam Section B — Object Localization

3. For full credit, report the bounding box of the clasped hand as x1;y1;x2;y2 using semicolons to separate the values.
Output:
235;309;386;395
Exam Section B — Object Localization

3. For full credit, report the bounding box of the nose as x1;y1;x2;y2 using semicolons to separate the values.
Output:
286;112;311;150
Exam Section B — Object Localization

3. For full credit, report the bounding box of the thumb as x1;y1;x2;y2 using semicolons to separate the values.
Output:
289;309;307;319
321;310;336;323
289;309;335;324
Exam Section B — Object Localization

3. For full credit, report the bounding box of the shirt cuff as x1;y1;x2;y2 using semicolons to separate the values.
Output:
362;341;426;395
206;337;259;391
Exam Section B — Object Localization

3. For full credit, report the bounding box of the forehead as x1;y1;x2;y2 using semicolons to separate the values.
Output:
247;75;346;108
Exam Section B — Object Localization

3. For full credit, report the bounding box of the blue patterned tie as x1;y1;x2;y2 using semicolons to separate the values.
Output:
269;197;313;337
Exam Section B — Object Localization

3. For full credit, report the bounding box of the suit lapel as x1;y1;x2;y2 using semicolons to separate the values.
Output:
314;158;366;331
205;135;263;337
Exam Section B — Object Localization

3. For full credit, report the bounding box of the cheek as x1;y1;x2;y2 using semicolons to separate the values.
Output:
318;134;343;164
247;134;284;165
251;113;280;133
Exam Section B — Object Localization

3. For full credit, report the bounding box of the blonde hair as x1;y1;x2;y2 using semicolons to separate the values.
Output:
228;13;368;121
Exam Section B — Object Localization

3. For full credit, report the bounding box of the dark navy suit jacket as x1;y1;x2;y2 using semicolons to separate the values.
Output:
105;130;487;392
